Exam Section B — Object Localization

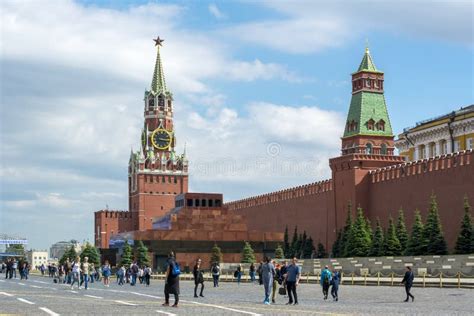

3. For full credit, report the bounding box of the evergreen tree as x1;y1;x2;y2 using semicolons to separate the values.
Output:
289;226;298;258
370;218;385;257
297;231;308;259
283;225;290;258
384;216;402;256
316;241;327;258
405;210;427;255
365;217;373;237
396;209;409;252
120;242;133;266
455;196;473;254
424;194;448;255
60;246;78;265
346;207;371;257
136;240;151;266
303;236;316;258
274;244;284;259
331;230;342;258
80;242;100;265
341;201;354;257
241;241;256;263
211;243;223;264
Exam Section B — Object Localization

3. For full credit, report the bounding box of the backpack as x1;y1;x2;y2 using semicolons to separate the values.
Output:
170;262;181;277
212;265;219;274
234;270;239;278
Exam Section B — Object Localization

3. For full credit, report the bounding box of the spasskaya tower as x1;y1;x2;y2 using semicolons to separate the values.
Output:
128;36;189;231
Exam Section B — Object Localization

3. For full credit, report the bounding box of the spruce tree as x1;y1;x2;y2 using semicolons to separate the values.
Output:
241;241;256;263
210;243;223;264
370;218;385;257
331;230;342;258
60;246;78;265
283;225;290;258
424;194;448;255
289;226;298;258
396;209;409;252
384;216;402;256
80;242;100;265
303;236;315;258
405;210;427;255
341;201;354;257
346;207;371;257
274;244;284;259
316;241;327;258
136;240;151;266
455;196;473;254
120;242;133;266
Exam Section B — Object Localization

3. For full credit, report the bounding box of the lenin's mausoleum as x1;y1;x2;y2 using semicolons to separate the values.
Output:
94;38;474;268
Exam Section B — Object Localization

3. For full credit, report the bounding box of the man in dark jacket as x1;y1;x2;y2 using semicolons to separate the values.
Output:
163;251;179;308
401;266;415;302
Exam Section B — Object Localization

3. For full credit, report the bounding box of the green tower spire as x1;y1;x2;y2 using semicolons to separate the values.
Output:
343;48;393;139
151;36;168;95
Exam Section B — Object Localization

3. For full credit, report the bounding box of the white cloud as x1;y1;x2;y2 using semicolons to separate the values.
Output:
227;0;473;54
208;4;226;20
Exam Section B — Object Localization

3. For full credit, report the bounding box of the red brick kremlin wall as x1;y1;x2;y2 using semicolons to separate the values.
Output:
225;150;473;251
226;180;334;250
368;150;473;249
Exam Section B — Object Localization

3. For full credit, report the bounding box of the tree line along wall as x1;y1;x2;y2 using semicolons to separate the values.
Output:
367;150;473;249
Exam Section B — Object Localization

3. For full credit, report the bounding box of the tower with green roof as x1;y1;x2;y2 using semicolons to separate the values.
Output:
341;47;394;156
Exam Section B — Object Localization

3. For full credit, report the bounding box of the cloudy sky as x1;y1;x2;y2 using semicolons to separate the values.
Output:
1;0;472;250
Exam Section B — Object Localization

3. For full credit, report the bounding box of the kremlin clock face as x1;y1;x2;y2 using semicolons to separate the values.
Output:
151;128;172;150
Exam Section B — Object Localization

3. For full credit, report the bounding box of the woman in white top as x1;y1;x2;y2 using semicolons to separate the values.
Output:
70;257;81;290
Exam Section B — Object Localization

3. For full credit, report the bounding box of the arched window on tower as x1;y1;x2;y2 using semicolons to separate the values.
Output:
148;97;154;109
158;94;165;111
381;143;387;155
366;143;373;155
367;119;375;131
376;119;385;131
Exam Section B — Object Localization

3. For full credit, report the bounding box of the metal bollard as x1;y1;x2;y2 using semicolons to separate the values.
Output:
351;273;354;285
439;272;443;288
377;272;380;286
457;272;461;289
391;272;394;286
423;272;426;288
364;272;367;286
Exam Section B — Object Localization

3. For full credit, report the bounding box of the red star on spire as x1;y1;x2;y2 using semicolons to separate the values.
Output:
153;36;164;47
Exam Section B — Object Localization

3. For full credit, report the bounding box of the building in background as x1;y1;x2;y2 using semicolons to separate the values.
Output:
395;105;474;160
26;250;48;269
50;240;82;260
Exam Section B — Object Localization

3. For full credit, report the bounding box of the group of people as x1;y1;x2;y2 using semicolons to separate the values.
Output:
116;261;152;286
3;258;30;280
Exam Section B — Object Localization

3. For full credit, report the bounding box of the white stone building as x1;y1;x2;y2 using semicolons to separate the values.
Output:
26;250;49;269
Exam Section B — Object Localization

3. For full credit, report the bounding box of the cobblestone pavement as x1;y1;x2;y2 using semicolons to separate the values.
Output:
1;275;473;315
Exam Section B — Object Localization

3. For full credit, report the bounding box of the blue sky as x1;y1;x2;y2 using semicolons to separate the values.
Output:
1;0;472;250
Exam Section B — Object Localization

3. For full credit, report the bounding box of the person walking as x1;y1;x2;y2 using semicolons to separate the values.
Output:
117;265;126;286
249;262;256;283
284;257;300;305
401;266;415;302
211;262;220;287
58;264;64;284
257;261;263;285
261;257;276;305
235;264;242;285
12;260;17;278
271;262;281;304
102;260;111;287
193;258;205;297
80;257;90;290
70;257;81;290
130;260;139;286
65;258;72;284
89;263;95;284
162;251;180;308
144;265;151;287
331;269;341;301
320;265;332;300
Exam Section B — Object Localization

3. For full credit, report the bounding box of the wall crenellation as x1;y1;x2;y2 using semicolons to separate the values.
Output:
225;179;332;210
370;149;472;184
